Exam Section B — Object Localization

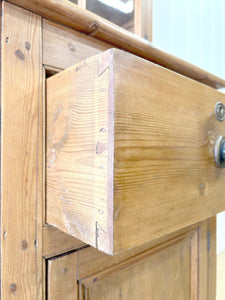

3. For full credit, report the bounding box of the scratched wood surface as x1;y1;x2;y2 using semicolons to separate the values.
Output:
47;48;225;254
1;2;43;299
47;251;77;300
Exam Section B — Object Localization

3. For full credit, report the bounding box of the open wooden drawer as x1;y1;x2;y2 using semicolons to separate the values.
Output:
47;48;225;255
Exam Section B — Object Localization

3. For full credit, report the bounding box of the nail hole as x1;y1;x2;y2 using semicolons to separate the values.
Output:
25;41;31;51
9;284;17;294
21;240;28;250
3;231;7;239
68;43;75;52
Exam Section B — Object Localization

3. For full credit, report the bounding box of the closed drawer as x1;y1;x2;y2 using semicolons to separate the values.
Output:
46;48;225;255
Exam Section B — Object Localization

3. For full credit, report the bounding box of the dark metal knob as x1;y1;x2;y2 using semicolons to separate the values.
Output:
214;136;225;168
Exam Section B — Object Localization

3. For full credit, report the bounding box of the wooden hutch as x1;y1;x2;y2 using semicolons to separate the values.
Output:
1;0;225;299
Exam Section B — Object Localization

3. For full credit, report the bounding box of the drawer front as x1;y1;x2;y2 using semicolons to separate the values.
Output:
47;48;225;254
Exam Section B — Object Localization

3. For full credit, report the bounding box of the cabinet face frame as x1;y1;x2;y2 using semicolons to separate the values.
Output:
1;2;43;299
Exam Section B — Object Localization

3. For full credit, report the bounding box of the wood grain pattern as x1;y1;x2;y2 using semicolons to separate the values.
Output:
77;222;200;280
43;218;213;300
0;2;219;298
44;219;213;300
1;2;43;299
77;219;214;300
8;0;225;88
207;217;217;300
78;231;196;300
198;220;208;300
43;225;86;258
112;50;225;252
190;229;199;300
43;19;110;70
47;49;115;254
47;48;225;254
47;251;77;300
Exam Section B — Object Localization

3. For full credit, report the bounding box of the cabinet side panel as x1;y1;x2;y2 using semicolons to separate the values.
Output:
1;3;43;299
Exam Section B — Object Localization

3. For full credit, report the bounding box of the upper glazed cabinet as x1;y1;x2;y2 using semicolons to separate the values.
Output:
69;0;152;39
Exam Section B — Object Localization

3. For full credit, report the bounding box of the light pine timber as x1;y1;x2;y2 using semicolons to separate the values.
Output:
7;0;225;88
43;19;110;70
77;219;214;300
47;48;225;255
44;219;212;300
77;220;213;300
1;2;43;299
207;217;217;300
143;0;153;41
78;230;198;300
47;251;77;300
6;0;225;89
76;221;202;279
43;225;85;258
134;0;152;41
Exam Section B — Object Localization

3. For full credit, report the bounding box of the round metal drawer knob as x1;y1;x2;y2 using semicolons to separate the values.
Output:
214;136;225;168
215;102;225;121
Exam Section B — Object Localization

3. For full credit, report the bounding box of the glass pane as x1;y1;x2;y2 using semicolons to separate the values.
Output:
217;212;225;300
86;0;134;32
68;0;78;4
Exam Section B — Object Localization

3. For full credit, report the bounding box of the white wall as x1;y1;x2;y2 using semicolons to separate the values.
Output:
152;0;225;254
153;0;225;79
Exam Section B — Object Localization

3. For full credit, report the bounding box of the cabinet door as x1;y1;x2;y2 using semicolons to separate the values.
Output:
80;236;193;300
46;48;225;254
46;219;215;300
47;251;77;300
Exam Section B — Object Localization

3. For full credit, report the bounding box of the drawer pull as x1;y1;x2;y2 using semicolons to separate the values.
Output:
215;102;225;121
215;136;225;168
